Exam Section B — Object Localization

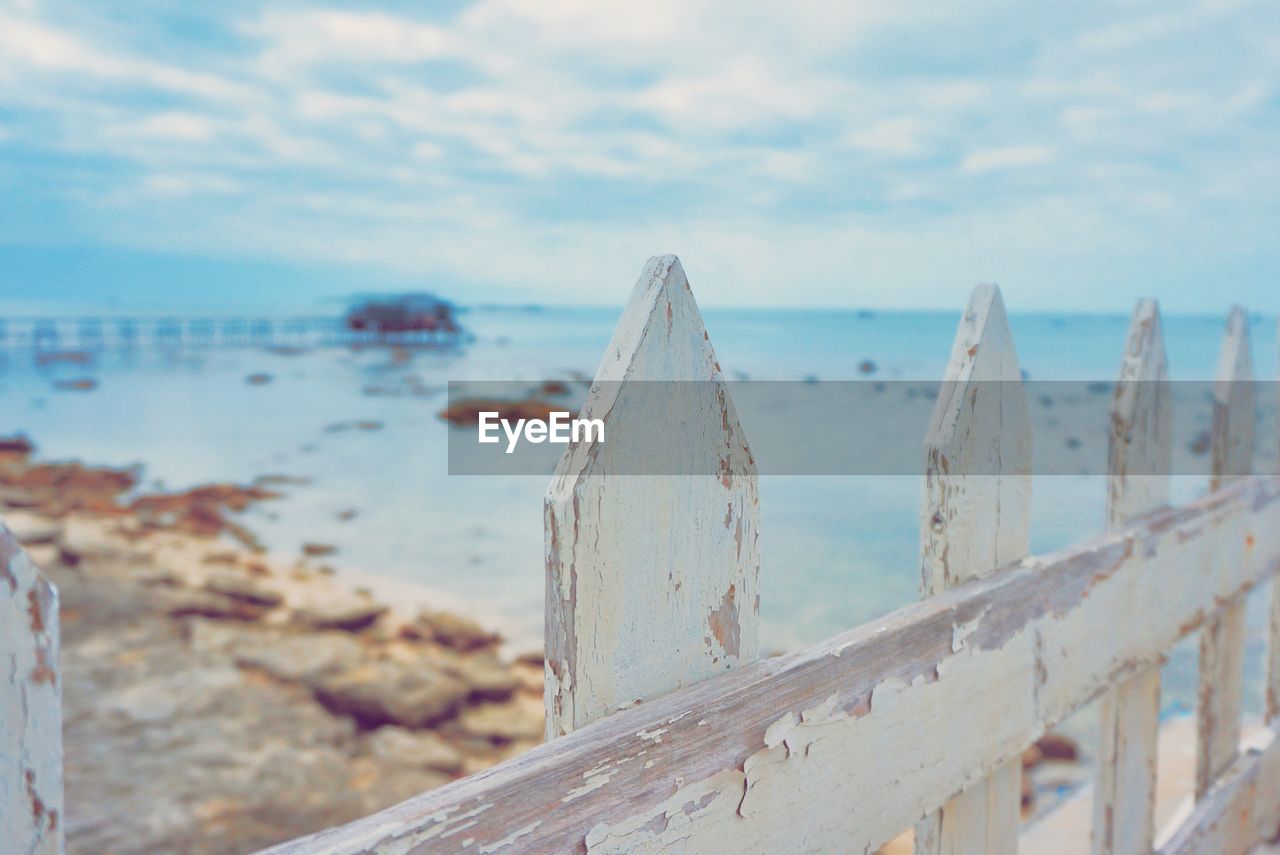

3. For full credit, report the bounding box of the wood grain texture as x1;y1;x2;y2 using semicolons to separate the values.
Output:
1157;722;1280;855
916;284;1029;855
544;255;759;737
1093;298;1171;855
1106;299;1173;528
260;475;1280;855
0;518;63;854
1197;305;1254;800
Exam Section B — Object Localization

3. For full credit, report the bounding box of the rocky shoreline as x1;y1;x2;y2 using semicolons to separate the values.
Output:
0;436;544;854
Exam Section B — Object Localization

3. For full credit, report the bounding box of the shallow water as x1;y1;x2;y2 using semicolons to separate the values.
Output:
1;305;1276;715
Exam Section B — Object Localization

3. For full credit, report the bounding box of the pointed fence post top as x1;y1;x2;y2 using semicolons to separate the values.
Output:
549;254;754;492
1212;305;1254;489
924;283;1031;467
1215;305;1253;385
943;283;1020;381
1116;298;1167;386
1108;298;1172;527
925;283;1030;457
544;255;759;736
591;254;727;385
920;283;1031;593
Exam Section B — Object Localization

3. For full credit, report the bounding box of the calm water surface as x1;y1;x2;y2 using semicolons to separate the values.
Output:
1;305;1276;717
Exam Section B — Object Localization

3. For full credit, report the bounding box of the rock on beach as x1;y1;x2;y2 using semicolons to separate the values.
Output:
416;609;503;649
294;599;387;631
314;661;471;728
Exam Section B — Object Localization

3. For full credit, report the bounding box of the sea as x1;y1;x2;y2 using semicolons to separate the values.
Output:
1;305;1277;719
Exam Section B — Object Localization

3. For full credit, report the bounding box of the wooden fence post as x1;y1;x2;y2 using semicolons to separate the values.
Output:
1;522;63;853
544;254;759;737
1092;299;1171;854
1270;317;1280;725
1196;305;1254;799
915;284;1031;855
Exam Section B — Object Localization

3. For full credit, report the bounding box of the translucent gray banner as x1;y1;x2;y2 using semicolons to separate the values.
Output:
445;380;1279;476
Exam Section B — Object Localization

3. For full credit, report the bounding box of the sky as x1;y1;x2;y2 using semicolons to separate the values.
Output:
0;0;1277;312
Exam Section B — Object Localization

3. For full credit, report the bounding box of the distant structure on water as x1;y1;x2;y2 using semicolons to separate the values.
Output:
344;293;461;336
0;293;466;355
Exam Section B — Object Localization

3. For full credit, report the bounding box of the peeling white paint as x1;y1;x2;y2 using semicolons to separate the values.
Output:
544;255;759;738
951;616;982;653
584;770;745;854
477;820;541;854
563;760;618;803
1094;298;1169;855
916;284;1029;855
1196;305;1254;801
1;522;62;855
762;712;797;749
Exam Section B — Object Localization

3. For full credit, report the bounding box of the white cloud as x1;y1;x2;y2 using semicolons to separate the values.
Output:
1076;0;1249;52
137;172;242;198
0;1;1275;309
1060;105;1115;139
1078;12;1192;52
412;140;445;161
132;112;217;142
246;10;471;78
846;118;926;156
1135;91;1197;114
920;81;989;111
0;14;254;102
961;145;1055;174
630;58;840;131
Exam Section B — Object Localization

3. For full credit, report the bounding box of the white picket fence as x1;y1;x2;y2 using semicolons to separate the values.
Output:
4;254;1280;854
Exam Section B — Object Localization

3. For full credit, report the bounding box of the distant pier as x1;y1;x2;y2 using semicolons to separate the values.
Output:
0;316;466;353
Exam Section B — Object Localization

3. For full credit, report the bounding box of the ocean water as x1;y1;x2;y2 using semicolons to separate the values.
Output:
1;305;1276;716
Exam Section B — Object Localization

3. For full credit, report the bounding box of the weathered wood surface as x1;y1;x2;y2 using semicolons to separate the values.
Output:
916;284;1029;855
1093;299;1170;855
544;255;759;736
1157;722;1280;855
1105;299;1173;527
1;519;63;854
1197;305;1254;800
1269;318;1280;724
262;475;1280;855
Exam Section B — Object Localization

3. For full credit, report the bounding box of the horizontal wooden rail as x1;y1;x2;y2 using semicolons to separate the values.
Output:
1158;722;1280;854
262;475;1280;855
